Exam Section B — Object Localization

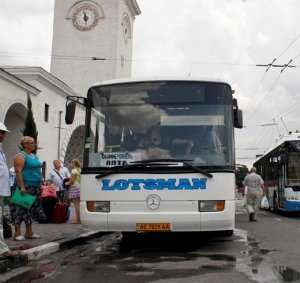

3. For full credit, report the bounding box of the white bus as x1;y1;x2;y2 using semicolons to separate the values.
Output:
65;78;243;235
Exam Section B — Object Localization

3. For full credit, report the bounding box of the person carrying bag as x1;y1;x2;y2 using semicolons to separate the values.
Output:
49;160;70;202
10;136;45;241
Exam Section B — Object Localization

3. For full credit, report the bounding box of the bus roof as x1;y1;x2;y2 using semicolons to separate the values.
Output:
254;132;300;163
89;77;232;89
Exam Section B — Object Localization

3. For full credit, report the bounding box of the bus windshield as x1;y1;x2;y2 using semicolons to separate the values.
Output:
86;81;234;169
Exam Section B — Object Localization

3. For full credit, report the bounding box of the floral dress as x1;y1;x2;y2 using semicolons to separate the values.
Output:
10;151;46;225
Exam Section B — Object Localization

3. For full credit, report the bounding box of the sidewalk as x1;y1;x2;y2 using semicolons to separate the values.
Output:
1;223;104;277
6;223;96;251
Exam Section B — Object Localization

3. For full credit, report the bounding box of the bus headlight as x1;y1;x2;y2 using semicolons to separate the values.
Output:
87;201;110;212
198;200;225;212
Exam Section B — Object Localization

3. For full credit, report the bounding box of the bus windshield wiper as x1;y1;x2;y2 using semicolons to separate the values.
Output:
130;159;213;178
95;159;213;179
95;161;180;179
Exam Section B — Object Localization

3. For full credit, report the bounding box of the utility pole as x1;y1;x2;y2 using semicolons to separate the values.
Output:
57;110;63;160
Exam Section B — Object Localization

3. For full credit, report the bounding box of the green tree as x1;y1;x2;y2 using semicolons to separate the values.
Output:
235;165;249;186
23;94;38;142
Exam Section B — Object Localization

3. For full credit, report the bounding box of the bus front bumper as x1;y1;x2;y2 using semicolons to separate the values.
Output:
80;200;235;232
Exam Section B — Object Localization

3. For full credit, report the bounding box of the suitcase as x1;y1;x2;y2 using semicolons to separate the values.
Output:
42;197;57;223
51;202;68;223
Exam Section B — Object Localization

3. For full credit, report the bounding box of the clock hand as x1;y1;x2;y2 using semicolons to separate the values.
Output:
83;10;89;24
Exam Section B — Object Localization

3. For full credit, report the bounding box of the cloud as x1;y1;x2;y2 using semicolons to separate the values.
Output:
1;0;300;166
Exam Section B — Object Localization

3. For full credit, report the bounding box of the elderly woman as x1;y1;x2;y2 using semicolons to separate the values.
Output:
11;136;43;241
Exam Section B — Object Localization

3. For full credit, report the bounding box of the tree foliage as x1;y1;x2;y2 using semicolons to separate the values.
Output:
235;165;249;186
23;94;38;141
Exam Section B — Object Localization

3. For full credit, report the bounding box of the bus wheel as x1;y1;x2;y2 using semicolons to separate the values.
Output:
220;230;234;237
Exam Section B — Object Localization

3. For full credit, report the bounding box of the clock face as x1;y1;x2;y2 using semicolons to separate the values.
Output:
72;4;100;31
121;14;131;44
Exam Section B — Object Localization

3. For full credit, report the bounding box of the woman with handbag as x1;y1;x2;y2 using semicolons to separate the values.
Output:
49;160;70;202
65;159;81;224
10;136;44;241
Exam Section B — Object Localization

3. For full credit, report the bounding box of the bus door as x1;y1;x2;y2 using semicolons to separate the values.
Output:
278;163;287;207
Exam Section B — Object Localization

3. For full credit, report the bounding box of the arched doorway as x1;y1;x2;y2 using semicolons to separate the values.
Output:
3;103;27;167
64;126;94;168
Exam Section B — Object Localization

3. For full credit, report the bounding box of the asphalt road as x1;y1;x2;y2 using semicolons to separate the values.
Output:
13;210;300;283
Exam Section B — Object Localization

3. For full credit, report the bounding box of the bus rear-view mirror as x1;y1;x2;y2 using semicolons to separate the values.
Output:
65;101;76;125
234;109;243;129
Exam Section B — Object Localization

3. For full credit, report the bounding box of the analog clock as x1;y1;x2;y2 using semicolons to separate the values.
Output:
72;4;100;31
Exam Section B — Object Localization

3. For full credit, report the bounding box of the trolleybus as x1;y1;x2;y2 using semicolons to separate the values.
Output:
254;133;300;212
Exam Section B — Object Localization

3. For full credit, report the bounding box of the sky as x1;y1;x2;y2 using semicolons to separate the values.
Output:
1;0;300;167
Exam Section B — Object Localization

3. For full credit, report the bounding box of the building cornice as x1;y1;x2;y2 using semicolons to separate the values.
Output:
2;66;78;97
0;67;40;95
125;0;141;18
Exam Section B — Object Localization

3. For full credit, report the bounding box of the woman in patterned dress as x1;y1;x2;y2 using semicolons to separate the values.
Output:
11;136;44;241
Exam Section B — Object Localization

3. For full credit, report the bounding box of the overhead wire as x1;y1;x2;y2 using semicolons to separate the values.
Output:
246;72;282;122
0;51;272;67
268;46;300;122
245;33;300;123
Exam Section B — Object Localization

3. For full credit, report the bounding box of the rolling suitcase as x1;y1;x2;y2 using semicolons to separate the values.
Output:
51;202;68;223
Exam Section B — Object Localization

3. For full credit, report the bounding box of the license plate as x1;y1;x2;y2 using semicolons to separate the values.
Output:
136;223;171;232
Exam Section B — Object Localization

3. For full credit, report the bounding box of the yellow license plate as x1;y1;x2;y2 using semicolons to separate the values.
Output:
136;223;171;232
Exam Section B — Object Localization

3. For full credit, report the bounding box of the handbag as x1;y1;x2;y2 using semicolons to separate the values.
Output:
11;188;37;209
54;169;70;190
63;178;70;190
41;185;57;198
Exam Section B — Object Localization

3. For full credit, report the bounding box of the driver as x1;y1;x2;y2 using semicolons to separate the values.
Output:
137;126;170;159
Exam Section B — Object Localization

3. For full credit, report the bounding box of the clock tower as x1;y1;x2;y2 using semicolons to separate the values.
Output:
50;0;141;95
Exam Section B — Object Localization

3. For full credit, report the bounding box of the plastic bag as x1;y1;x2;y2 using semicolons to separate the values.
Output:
67;203;75;223
260;195;269;210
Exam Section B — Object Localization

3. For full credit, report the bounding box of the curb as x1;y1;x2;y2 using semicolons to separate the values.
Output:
0;230;105;279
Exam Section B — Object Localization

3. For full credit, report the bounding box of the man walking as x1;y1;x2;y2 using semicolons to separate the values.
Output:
243;167;264;222
0;122;14;257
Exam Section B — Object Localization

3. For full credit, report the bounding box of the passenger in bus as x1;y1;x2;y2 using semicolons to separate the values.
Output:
243;167;264;222
137;126;171;159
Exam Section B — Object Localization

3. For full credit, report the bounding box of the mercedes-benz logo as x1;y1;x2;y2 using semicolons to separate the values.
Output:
146;194;161;210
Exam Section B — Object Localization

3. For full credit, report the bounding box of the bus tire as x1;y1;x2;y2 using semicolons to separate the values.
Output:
220;230;234;237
